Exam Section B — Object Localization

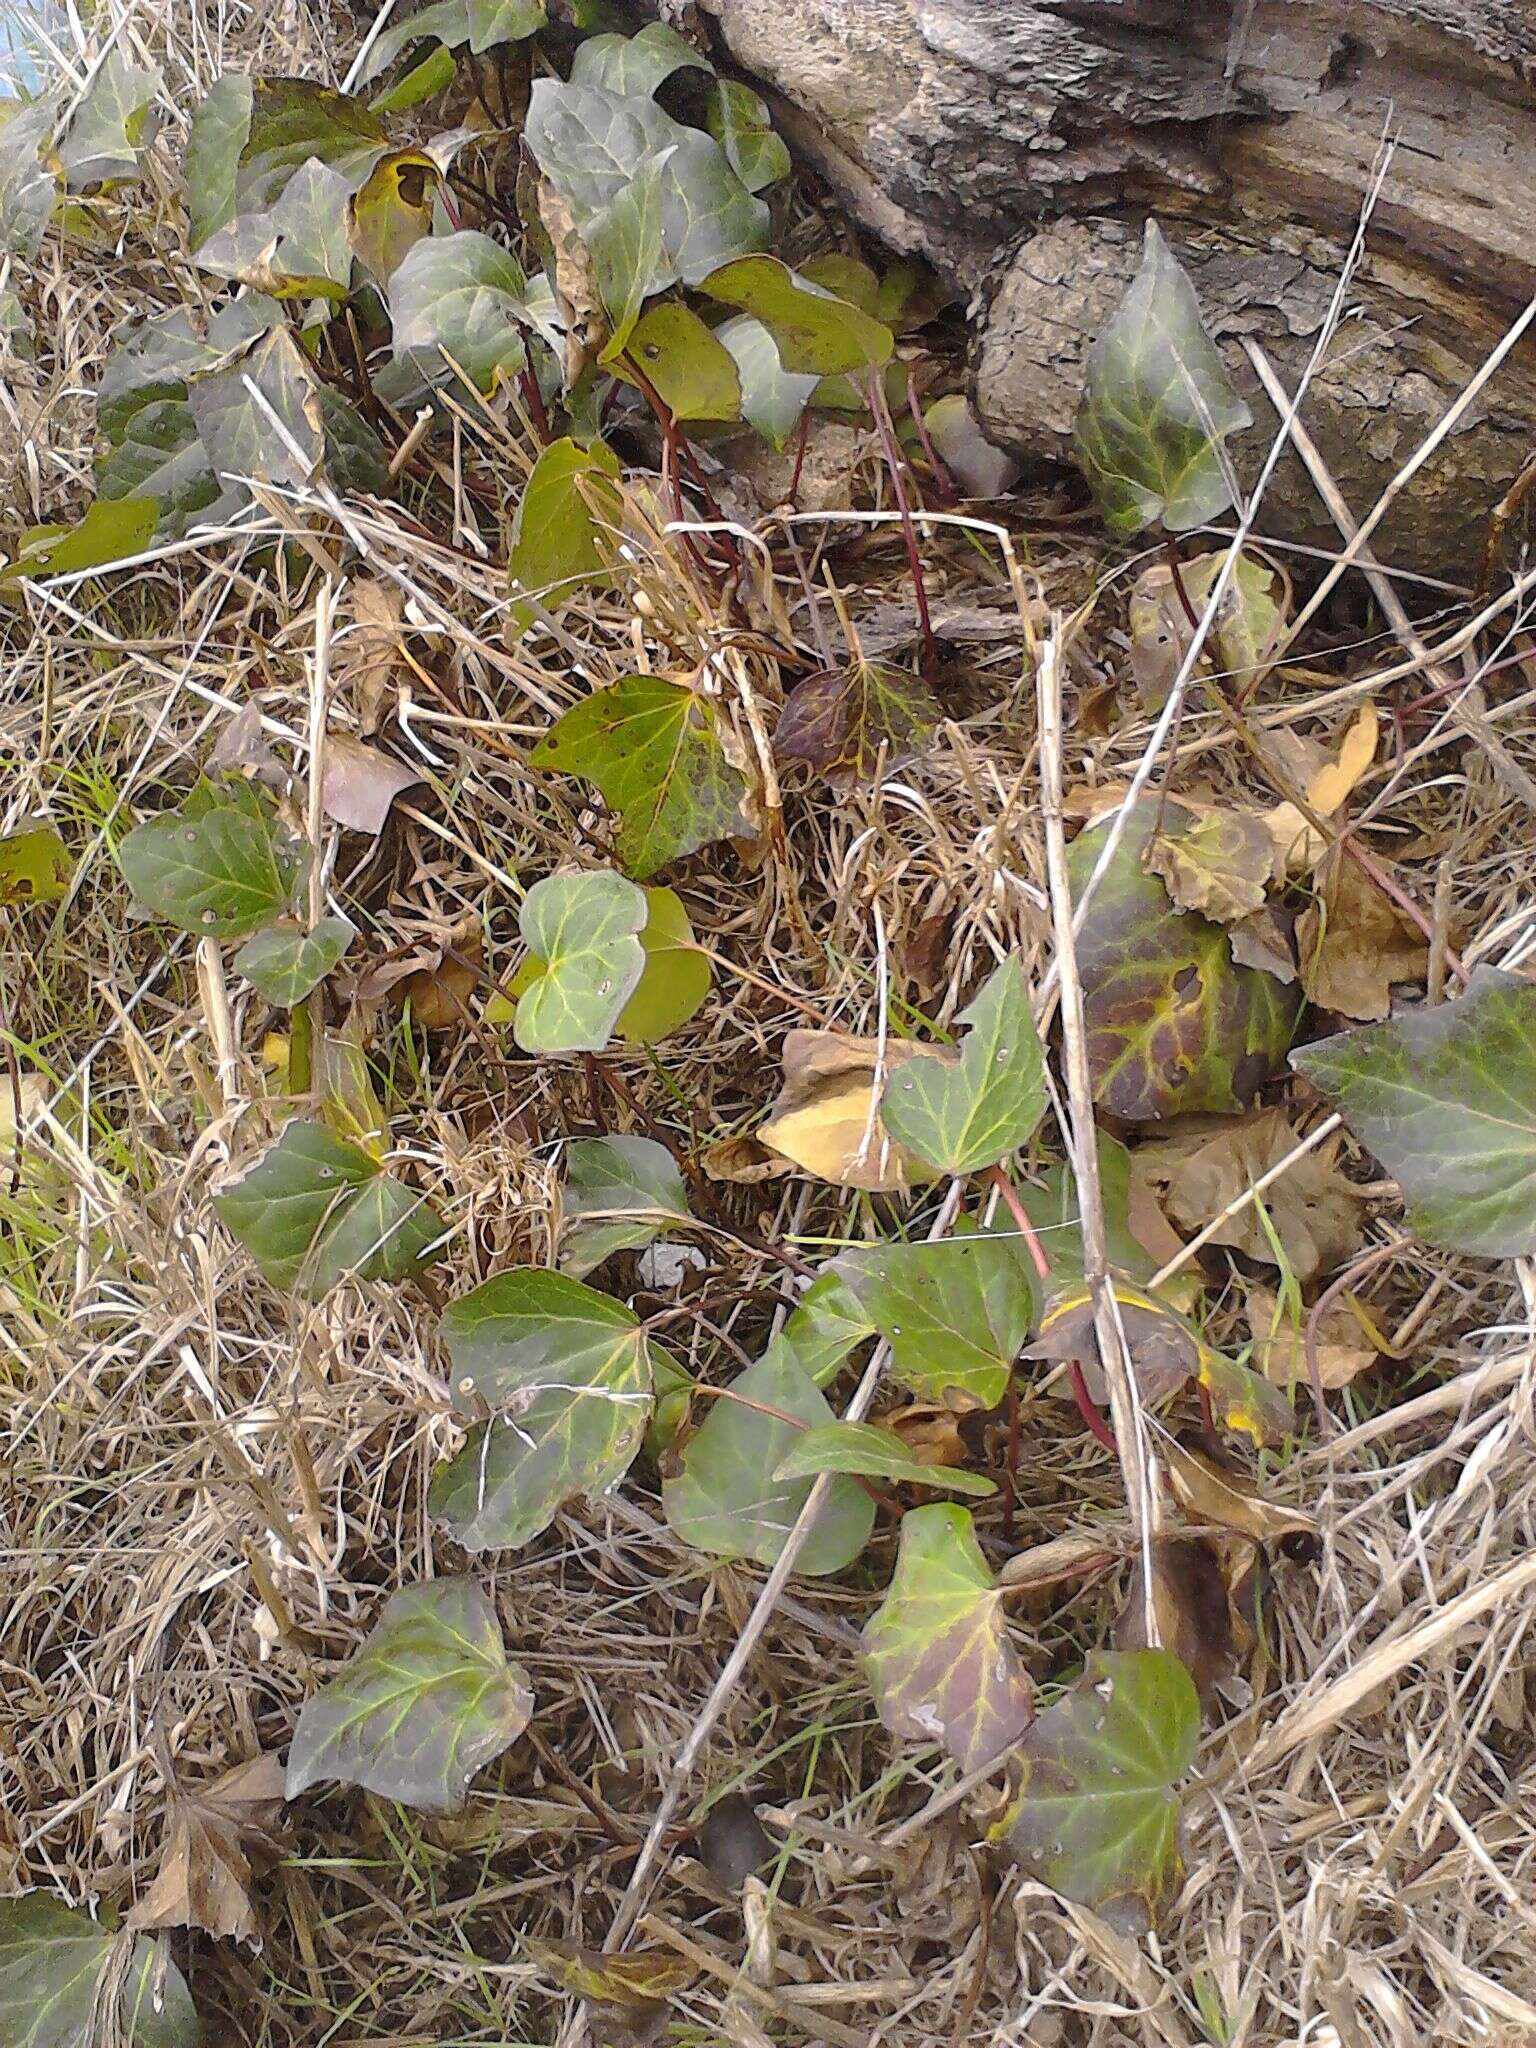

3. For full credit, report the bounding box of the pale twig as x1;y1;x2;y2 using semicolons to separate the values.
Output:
1037;623;1160;1640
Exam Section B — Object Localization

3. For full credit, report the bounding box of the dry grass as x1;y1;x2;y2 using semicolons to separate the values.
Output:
6;5;1536;2047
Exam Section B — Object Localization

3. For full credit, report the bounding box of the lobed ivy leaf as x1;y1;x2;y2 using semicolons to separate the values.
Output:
569;21;713;98
356;0;546;89
775;654;938;788
836;1227;1036;1412
57;49;160;188
120;786;304;937
700;254;893;374
187;324;327;515
507;435;621;615
524;78;682;217
653;128;771;287
1014;1131;1164;1289
1069;799;1298;1121
1075;219;1252;536
663;1339;875;1575
559;1132;691;1278
197;155;355;299
715;313;818;446
183;74;254;250
865;1503;1032;1769
512;869;648;1055
531;673;748;879
0;821;70;906
234;914;356;1005
1;496;158;588
388;228;529;393
779;1266;876;1387
215;1119;445;1295
707;79;790;193
429;1269;660;1550
775;1421;996;1497
992;1647;1200;1934
624;302;742;420
285;1577;533;1813
233;77;390;221
0;1891;198;2048
97;297;281;445
1292;967;1536;1257
880;958;1047;1175
96;400;221;537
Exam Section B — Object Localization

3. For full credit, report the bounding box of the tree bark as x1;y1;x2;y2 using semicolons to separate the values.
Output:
693;0;1536;580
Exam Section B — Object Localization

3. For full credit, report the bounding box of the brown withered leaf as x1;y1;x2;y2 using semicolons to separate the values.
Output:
129;1753;286;1946
1296;855;1427;1021
884;1400;969;1471
1162;1433;1320;1548
209;701;283;788
1116;1535;1254;1703
775;655;938;788
755;1032;947;1192
322;732;426;835
997;1532;1119;1596
1226;903;1297;984
338;579;407;736
525;1936;695;2045
539;177;608;388
1134;1108;1364;1283
1246;1281;1388;1391
701;1132;788;1185
1308;704;1378;815
902;909;953;998
1144;806;1276;925
1262;709;1379;878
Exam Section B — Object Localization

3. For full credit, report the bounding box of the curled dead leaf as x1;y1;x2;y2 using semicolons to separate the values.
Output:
338;579;407;736
322;732;427;835
1117;1534;1255;1703
1246;1281;1389;1391
1027;1279;1203;1406
1296;855;1427;1022
1144;805;1277;925
997;1531;1120;1595
1162;1432;1320;1547
128;1753;286;1947
755;1032;946;1192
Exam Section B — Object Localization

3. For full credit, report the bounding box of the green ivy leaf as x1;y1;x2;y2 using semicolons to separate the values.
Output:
370;42;456;113
507;435;621;616
356;0;546;89
779;1267;875;1387
234;77;390;219
835;1228;1036;1411
524;78;682;217
864;1503;1031;1769
513;869;648;1054
186;324;326;515
569;21;713;97
1292;966;1536;1257
700;254;893;374
196;154;356;299
775;654;938;788
799;254;882;316
652;128;770;287
714;313;817;446
233;914;356;1004
662;1339;875;1575
388;228;529;393
1075;220;1252;537
774;1422;995;1497
1;497;158;588
0;821;69;906
707;79;790;193
348;148;436;285
214;1119;445;1294
616;885;712;1042
1069;799;1298;1121
880;958;1046;1175
992;1648;1200;1934
285;1578;533;1812
531;674;747;879
0;97;60;260
0;1892;199;2048
560;1133;690;1278
96;400;221;538
623;302;741;420
182;74;254;249
97;297;280;445
57;49;160;188
1013;1131;1160;1288
120;787;304;937
429;1269;659;1550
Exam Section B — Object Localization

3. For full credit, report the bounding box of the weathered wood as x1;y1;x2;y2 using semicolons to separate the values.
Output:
692;0;1536;577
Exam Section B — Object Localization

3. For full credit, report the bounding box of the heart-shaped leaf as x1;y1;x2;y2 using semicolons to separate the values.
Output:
1;497;158;589
560;1133;691;1278
197;155;355;299
623;302;742;420
531;674;748;879
234;914;356;1004
356;0;546;88
524;78;682;217
215;1119;445;1294
714;313;819;445
707;79;790;193
120;786;305;937
1292;966;1536;1257
1075;220;1252;536
880;958;1046;1175
512;869;648;1054
348;148;436;283
507;435;621;615
663;1339;875;1575
1069;799;1298;1120
570;20;713;97
0;821;69;905
0;1892;199;2048
616;885;712;1041
653;129;771;286
429;1269;659;1550
388;229;529;393
776;654;938;788
285;1577;533;1812
775;1421;995;1497
58;49;160;188
98;298;282;443
865;1503;1032;1768
836;1227;1036;1411
992;1647;1200;1934
700;255;893;374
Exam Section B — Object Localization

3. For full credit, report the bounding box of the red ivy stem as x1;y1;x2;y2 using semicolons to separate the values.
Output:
866;366;940;681
906;363;957;507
